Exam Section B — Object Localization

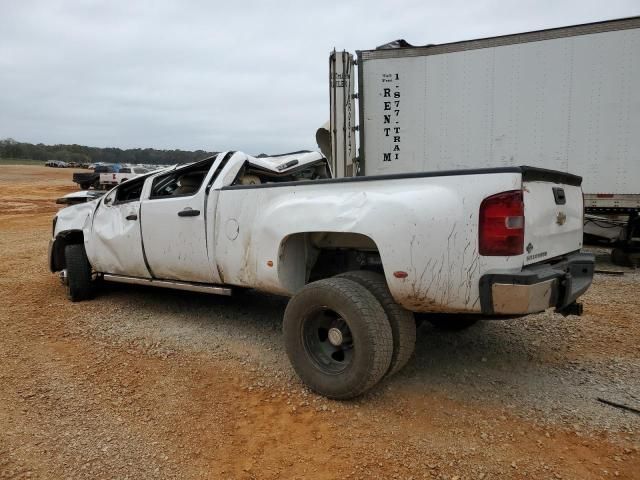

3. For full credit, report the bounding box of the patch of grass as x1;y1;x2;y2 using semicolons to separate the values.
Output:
0;157;48;166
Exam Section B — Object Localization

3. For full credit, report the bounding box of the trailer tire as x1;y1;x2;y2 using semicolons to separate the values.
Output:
611;248;632;267
283;277;393;399
79;182;91;190
337;270;416;377
65;244;95;302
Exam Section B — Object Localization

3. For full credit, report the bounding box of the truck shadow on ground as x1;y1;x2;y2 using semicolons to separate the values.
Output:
92;281;638;429
95;282;582;397
96;281;545;367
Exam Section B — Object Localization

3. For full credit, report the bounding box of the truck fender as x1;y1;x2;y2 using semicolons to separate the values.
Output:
50;229;84;272
50;200;97;272
277;231;382;293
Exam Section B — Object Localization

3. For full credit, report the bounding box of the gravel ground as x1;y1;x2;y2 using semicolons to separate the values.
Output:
78;248;639;434
1;166;638;480
81;276;639;431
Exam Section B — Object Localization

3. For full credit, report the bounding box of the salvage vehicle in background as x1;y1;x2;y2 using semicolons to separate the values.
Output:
56;190;105;206
45;160;68;168
48;150;594;399
99;166;150;188
73;164;121;190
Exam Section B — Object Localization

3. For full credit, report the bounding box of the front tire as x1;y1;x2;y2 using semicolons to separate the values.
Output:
64;244;95;302
337;270;416;377
283;277;393;399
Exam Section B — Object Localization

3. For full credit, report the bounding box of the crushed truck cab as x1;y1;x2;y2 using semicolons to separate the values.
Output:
49;151;594;398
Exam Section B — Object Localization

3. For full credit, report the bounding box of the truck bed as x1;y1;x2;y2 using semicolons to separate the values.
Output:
217;164;586;313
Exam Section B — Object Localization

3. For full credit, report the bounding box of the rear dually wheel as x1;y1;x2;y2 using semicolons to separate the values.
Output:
337;270;416;377
283;277;393;399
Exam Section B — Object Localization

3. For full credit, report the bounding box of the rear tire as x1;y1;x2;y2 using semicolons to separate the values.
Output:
337;270;416;377
65;244;95;302
283;277;393;399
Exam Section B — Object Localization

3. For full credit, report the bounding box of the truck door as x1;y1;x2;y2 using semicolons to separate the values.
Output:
139;157;220;283
88;177;150;278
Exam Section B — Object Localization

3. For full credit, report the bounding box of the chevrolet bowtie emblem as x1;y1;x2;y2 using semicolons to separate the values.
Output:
556;212;567;225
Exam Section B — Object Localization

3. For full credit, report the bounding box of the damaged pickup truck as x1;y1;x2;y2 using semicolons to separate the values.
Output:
49;150;595;398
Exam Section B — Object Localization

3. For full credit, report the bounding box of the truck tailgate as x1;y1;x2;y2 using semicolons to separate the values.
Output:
523;177;583;266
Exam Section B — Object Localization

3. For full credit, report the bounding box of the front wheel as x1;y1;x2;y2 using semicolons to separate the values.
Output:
64;244;95;302
283;277;393;399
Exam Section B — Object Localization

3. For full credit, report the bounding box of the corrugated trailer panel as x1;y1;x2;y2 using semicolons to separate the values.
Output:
566;27;640;194
358;18;640;195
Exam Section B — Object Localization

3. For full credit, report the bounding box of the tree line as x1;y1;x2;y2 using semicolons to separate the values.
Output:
0;138;215;165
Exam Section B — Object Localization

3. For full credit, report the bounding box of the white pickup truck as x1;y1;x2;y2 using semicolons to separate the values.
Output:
99;166;150;188
49;150;595;398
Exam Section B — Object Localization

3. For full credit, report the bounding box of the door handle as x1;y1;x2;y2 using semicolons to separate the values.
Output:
178;208;200;217
126;214;138;221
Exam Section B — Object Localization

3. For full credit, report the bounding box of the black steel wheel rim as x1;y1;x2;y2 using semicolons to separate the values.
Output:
302;307;354;374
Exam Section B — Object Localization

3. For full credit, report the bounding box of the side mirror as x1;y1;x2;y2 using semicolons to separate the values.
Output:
104;196;112;205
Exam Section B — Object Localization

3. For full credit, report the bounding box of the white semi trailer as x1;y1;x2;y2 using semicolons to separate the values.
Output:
322;16;640;264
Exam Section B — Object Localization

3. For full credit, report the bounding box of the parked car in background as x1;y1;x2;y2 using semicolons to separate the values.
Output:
45;160;68;168
72;164;122;190
56;190;105;205
99;166;149;188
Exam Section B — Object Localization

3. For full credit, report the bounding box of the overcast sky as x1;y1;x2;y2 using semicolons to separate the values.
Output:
1;0;638;154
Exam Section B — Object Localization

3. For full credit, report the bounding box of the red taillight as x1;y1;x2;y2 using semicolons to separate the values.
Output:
479;190;524;256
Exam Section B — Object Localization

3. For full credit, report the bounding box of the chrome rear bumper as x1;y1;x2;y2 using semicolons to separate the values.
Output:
479;252;595;316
